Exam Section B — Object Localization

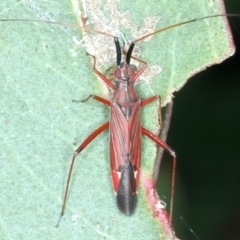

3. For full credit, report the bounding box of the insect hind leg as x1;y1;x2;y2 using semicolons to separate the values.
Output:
57;122;109;226
141;126;176;224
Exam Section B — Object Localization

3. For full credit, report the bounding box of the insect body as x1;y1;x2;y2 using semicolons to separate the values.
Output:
60;37;176;217
58;12;239;219
1;11;239;230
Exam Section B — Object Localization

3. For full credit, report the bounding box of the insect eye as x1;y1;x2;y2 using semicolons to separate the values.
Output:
128;68;134;76
114;69;121;78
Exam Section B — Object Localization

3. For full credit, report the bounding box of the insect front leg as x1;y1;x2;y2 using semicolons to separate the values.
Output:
90;55;115;89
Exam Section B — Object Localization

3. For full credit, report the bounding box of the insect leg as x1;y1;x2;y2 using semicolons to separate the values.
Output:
90;55;115;89
130;55;147;82
74;94;110;106
59;122;109;219
141;95;162;129
141;126;176;224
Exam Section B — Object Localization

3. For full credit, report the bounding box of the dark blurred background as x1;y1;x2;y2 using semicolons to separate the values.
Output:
157;1;240;240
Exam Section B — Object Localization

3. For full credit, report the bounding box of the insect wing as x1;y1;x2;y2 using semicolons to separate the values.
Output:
110;100;141;215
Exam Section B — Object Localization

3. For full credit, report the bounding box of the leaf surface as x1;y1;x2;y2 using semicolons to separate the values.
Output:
0;0;234;239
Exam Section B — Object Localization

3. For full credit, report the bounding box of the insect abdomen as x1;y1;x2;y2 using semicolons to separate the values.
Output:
116;160;137;215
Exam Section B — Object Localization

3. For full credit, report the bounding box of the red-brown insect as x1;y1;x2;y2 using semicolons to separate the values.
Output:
57;13;239;220
61;36;176;217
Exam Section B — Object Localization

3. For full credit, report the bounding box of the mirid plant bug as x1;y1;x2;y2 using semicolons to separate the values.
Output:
59;36;177;218
0;0;239;239
56;12;238;224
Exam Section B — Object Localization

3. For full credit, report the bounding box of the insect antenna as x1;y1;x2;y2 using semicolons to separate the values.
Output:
134;13;240;42
0;18;115;38
126;41;136;65
114;37;122;66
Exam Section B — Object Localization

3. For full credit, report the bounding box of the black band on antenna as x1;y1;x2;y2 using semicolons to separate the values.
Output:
114;37;121;66
126;41;135;65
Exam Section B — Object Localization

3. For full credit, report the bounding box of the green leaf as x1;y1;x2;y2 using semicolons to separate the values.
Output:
0;0;234;239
